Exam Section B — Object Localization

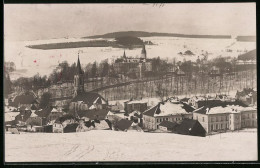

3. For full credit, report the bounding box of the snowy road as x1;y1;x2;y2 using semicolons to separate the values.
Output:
5;129;257;162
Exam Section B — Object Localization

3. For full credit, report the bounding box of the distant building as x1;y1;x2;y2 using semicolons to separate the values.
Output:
114;45;152;78
143;100;194;130
193;105;257;134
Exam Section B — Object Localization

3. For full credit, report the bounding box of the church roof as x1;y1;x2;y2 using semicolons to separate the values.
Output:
71;92;107;106
76;55;84;75
141;44;146;54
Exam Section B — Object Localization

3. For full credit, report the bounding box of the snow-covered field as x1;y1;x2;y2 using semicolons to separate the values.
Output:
5;129;257;162
5;37;256;80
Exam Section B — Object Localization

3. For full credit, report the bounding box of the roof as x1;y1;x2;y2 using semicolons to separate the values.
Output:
194;101;251;115
71;92;107;106
143;104;161;117
15;110;32;122
35;107;53;118
236;88;256;97
176;119;201;134
77;109;109;120
116;119;133;131
55;114;76;123
143;101;194;117
76;55;84;75
13;93;37;107
159;120;178;129
64;123;79;132
238;49;256;61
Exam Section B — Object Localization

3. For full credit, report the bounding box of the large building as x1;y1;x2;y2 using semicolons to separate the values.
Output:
114;45;152;78
142;99;195;130
193;104;257;134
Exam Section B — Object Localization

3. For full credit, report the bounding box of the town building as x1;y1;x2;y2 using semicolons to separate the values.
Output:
143;100;195;130
193;104;257;134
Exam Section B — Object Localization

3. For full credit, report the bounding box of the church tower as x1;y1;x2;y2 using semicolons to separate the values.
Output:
140;44;147;60
74;53;84;97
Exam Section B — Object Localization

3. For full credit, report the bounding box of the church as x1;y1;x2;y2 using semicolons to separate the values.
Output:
114;45;153;78
69;54;108;117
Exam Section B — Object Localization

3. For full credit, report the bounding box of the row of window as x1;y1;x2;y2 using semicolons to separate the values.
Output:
210;123;229;131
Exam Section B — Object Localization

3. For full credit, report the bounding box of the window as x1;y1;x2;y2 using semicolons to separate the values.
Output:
202;117;204;122
157;119;159;123
211;124;213;131
166;118;168;121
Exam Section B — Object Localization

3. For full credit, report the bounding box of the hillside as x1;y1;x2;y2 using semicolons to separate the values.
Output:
5;129;257;162
26;36;145;50
236;36;256;42
84;31;231;39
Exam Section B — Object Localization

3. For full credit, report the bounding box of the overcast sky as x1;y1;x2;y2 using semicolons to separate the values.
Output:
4;3;256;41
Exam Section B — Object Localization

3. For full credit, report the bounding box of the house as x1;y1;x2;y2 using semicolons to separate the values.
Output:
236;88;257;106
193;104;257;134
115;119;134;131
158;120;179;132
143;100;194;130
35;106;63;124
26;110;47;126
176;119;206;137
124;99;148;113
52;122;64;133
12;91;39;109
76;109;109;121
43;125;53;133
63;123;79;133
15;109;32;126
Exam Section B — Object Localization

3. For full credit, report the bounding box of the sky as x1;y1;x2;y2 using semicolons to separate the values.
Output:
4;3;256;41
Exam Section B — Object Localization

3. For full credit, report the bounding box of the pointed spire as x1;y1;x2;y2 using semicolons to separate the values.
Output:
123;50;126;58
76;52;83;75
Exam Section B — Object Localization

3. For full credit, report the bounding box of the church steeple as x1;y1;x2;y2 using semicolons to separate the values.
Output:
123;50;126;58
74;53;84;97
141;44;147;59
76;53;83;75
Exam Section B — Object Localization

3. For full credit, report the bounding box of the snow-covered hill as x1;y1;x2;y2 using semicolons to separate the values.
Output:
5;129;257;162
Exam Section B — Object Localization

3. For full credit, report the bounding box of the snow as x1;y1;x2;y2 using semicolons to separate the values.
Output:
5;112;20;122
5;37;256;80
206;105;257;115
154;101;188;117
5;129;257;162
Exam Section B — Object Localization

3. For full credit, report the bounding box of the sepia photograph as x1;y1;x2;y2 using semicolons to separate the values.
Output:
4;3;257;162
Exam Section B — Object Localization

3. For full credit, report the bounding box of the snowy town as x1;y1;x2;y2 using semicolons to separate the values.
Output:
5;45;257;136
4;3;257;162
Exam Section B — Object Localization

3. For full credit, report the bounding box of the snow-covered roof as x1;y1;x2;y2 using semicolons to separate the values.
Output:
206;105;256;115
154;102;189;117
127;100;147;104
